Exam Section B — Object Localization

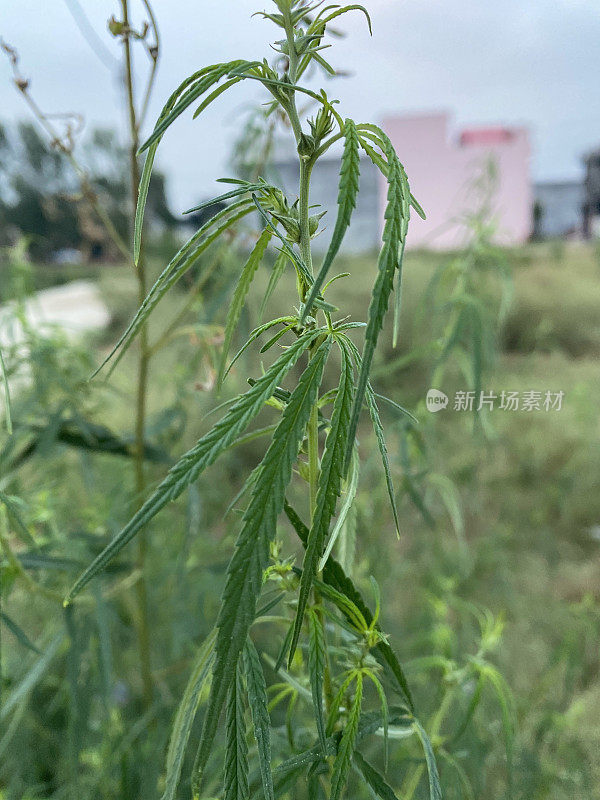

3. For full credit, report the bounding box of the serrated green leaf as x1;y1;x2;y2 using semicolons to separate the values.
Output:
308;574;367;633
243;639;274;800
392;238;406;347
358;134;425;221
327;670;357;735
140;61;254;153
161;629;217;800
427;473;465;545
224;661;249;800
274;623;294;673
412;718;443;800
193;76;243;119
192;339;331;794
307;608;327;754
364;669;389;771
318;443;359;571
134;66;220;264
135;139;160;265
365;385;400;536
65;331;321;605
373;392;418;425
353;751;399;800
345;127;411;473
479;662;515;790
259;324;296;354
224;316;296;381
252;196;314;291
96;199;254;378
218;228;273;388
315;4;372;34
290;341;354;663
284;501;413;709
228;69;325;107
254;590;285;617
331;672;363;800
339;334;400;536
184;183;262;215
259;251;289;320
302;120;360;321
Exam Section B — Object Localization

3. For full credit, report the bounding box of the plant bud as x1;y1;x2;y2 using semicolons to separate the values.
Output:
297;133;315;161
108;16;125;36
309;211;326;237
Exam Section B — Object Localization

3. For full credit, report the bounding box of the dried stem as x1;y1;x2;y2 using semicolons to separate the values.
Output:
120;0;154;710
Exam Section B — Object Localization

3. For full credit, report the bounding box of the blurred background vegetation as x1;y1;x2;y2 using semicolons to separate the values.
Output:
1;229;599;798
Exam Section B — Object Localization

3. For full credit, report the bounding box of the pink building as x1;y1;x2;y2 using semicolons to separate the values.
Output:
382;113;532;250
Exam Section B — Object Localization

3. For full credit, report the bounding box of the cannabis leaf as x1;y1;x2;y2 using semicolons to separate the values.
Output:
413;718;443;800
243;639;275;800
218;228;273;388
110;201;255;377
302;119;360;321
139;61;255;153
289;340;354;663
284;501;413;709
353;751;399;800
345;127;411;471
330;671;363;800
224;662;249;800
65;330;322;604
192;339;332;794
161;629;217;800
339;334;400;536
307;608;328;754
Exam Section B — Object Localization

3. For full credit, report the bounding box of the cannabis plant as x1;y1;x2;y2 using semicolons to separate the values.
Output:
64;2;442;798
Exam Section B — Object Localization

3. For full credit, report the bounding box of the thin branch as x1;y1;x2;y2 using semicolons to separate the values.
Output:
0;39;131;262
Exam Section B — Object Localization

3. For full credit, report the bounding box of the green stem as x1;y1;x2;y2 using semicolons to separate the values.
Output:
282;4;334;713
121;0;153;710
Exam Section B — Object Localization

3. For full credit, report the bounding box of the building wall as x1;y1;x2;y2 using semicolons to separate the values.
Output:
271;112;533;253
382;113;532;250
272;156;380;254
533;181;584;238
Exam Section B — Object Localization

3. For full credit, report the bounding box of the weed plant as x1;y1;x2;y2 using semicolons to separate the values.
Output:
62;2;448;799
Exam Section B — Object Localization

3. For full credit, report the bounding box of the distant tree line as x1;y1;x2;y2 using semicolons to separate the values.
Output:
0;122;177;261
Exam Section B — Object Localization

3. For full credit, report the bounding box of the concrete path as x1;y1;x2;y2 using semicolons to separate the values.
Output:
0;280;110;413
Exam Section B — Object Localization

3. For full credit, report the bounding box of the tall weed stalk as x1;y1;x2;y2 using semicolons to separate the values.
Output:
64;2;447;799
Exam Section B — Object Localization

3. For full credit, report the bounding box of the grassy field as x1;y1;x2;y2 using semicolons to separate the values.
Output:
2;240;599;799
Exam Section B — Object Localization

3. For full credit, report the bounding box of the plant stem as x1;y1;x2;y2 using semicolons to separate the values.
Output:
282;5;334;712
121;0;153;709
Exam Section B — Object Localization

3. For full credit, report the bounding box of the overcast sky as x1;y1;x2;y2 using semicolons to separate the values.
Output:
1;0;598;210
